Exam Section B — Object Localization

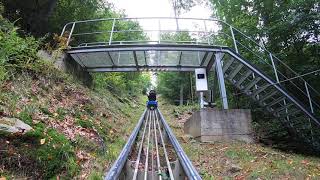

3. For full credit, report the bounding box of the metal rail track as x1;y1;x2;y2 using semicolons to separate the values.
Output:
105;109;201;180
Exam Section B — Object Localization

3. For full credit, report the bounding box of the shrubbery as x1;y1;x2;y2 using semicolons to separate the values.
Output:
0;15;61;84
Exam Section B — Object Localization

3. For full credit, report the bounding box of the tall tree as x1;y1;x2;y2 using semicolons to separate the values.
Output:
2;0;58;36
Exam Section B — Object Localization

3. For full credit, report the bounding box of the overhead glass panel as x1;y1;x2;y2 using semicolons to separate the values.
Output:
146;51;159;66
159;51;180;66
77;52;113;67
136;51;147;66
108;52;119;65
70;54;85;67
202;52;214;66
109;51;136;66
180;51;206;66
68;45;217;71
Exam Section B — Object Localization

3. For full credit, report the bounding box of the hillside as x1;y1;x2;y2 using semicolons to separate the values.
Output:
0;11;150;179
159;101;320;179
0;69;145;179
1;0;319;179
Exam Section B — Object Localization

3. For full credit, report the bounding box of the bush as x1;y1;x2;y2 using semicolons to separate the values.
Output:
24;126;79;178
0;15;61;83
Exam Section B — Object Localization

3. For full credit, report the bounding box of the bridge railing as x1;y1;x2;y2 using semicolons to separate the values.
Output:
61;17;320;117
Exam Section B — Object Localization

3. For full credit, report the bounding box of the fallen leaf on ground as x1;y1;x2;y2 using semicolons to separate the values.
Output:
301;160;310;166
40;138;46;145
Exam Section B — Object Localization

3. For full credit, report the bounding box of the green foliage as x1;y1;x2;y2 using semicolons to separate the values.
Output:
18;122;79;178
157;72;194;104
34;129;78;178
93;72;151;97
208;0;320;146
0;16;36;82
49;0;109;33
161;31;196;42
157;32;196;104
209;0;320;88
0;15;62;84
171;0;197;15
76;118;94;129
91;18;151;94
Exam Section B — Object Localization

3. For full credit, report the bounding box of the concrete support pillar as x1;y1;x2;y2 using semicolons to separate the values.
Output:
215;53;229;109
63;54;93;87
37;51;93;87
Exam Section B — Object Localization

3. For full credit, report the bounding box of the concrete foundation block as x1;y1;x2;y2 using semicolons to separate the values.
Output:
184;109;253;143
37;50;92;87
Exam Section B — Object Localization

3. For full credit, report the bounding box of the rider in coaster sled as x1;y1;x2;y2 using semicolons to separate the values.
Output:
147;90;158;109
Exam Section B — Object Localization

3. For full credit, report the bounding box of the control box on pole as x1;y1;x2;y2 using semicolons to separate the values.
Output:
195;68;208;91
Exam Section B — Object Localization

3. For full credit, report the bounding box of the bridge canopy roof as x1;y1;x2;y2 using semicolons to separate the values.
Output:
61;17;232;72
67;44;224;72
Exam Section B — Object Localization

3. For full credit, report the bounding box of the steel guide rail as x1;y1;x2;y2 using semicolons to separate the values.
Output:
104;109;201;180
157;109;202;180
104;109;147;180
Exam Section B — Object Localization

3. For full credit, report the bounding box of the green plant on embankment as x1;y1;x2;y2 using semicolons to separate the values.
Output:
0;14;148;179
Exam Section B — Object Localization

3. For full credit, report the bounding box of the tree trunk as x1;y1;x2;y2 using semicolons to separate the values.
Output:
190;72;194;103
3;0;58;36
179;85;183;106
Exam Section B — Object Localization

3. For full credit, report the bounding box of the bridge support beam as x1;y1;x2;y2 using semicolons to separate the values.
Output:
215;52;229;109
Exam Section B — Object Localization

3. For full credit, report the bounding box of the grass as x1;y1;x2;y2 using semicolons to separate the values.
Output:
0;15;149;179
0;71;147;179
85;96;147;179
158;99;320;179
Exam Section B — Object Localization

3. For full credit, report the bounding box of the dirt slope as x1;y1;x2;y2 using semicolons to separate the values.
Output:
159;101;320;180
0;72;145;179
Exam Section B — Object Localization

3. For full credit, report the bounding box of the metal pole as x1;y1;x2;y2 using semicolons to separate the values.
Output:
305;81;314;113
109;18;116;45
175;17;180;31
203;20;210;45
153;111;162;180
144;113;152;180
155;112;175;179
230;26;238;53
269;53;280;82
200;92;204;109
270;53;290;121
215;52;229;109
67;22;76;46
132;111;149;180
158;19;161;44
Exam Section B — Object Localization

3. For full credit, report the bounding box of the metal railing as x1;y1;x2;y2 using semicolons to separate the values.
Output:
104;109;201;179
61;17;320;118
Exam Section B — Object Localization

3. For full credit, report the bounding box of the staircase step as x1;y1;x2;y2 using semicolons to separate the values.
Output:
222;58;235;73
266;97;286;109
259;90;278;104
278;109;301;118
274;103;294;114
228;64;244;80
235;70;252;88
244;77;262;92
220;51;320;151
251;84;270;98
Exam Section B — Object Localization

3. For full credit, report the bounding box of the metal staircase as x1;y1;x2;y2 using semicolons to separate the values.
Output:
219;49;320;149
61;17;320;151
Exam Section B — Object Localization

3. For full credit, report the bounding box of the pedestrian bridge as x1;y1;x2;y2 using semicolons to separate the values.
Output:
61;17;320;158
